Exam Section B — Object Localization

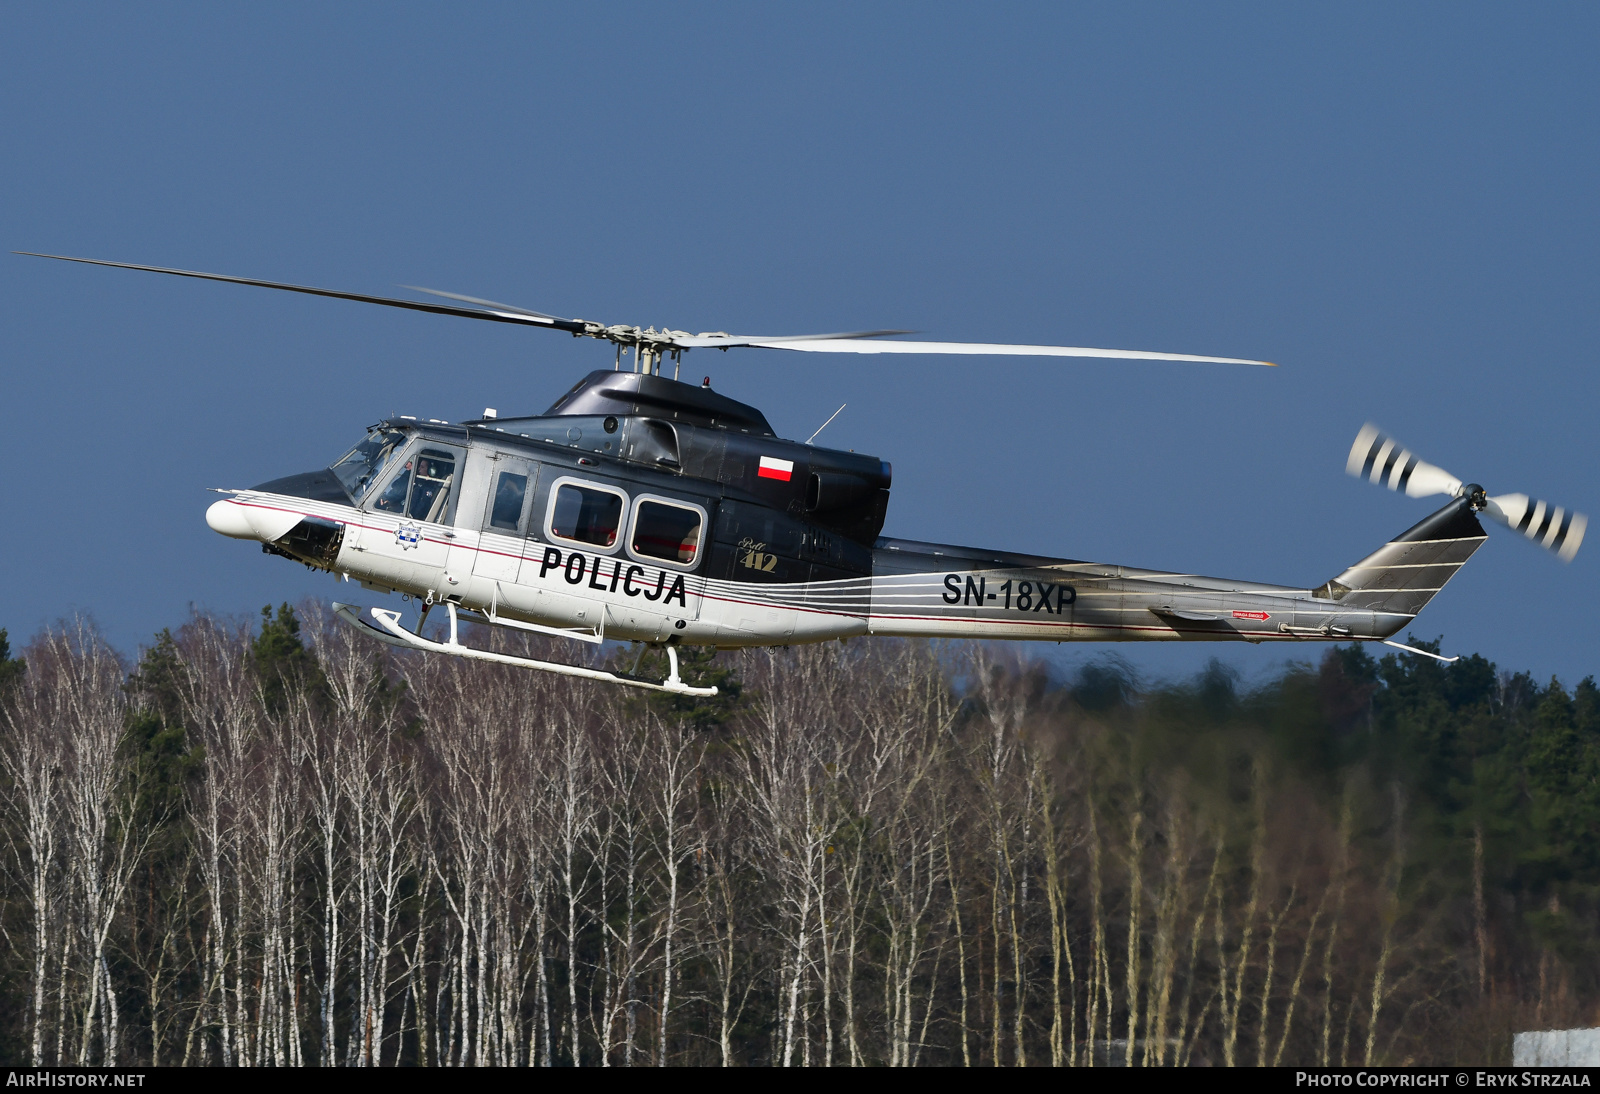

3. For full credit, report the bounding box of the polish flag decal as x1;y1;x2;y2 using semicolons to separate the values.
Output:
757;456;795;482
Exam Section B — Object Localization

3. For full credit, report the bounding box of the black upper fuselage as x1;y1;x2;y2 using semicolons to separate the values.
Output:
259;369;896;585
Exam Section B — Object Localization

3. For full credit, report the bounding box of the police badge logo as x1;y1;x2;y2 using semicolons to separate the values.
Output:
395;522;422;550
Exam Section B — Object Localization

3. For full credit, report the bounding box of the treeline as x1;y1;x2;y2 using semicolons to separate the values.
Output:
0;609;1595;1067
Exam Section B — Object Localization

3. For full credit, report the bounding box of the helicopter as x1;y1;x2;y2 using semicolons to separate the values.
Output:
20;253;1588;696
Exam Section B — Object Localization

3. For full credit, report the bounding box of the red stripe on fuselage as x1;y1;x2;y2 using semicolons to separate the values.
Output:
227;497;1343;641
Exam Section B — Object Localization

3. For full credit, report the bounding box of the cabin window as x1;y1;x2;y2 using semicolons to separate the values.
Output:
371;447;457;524
547;479;627;551
629;496;706;568
489;472;528;531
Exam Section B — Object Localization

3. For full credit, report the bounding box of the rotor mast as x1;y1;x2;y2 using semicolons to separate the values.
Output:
590;322;710;379
595;327;688;379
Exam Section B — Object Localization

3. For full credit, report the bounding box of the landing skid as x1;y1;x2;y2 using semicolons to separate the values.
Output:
331;602;718;696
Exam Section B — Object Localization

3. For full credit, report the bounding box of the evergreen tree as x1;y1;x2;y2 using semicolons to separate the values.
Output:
626;643;748;731
0;629;24;698
124;629;199;821
252;603;325;715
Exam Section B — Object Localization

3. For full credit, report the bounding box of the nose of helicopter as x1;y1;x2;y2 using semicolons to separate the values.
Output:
207;495;316;543
206;498;259;539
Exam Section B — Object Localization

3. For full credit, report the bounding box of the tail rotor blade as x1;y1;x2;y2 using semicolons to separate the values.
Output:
1484;493;1587;561
1345;423;1461;499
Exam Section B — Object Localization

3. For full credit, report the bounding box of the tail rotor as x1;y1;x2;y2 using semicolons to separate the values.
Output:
1346;424;1586;562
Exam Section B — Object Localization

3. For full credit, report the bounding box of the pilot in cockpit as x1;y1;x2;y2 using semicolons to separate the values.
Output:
359;447;455;522
373;460;413;514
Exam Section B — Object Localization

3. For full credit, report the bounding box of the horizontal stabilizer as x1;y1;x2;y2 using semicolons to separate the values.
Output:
1151;606;1226;622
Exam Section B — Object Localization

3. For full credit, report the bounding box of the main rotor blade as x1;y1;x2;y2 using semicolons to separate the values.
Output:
1484;493;1587;562
1345;424;1462;498
673;330;913;347
18;252;1277;366
722;336;1274;365
399;284;565;321
16;252;584;331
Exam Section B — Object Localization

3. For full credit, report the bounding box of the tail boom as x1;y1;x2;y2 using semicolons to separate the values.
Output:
862;498;1486;645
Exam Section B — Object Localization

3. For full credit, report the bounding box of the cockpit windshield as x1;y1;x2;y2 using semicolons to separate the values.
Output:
330;429;407;502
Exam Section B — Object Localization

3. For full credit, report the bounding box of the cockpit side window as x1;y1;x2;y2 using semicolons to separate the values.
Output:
368;446;457;524
330;430;407;502
407;450;456;522
373;466;412;514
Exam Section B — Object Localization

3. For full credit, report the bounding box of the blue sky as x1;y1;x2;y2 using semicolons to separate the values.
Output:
3;3;1596;685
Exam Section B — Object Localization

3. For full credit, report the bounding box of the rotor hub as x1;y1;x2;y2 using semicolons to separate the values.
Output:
1461;483;1487;510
